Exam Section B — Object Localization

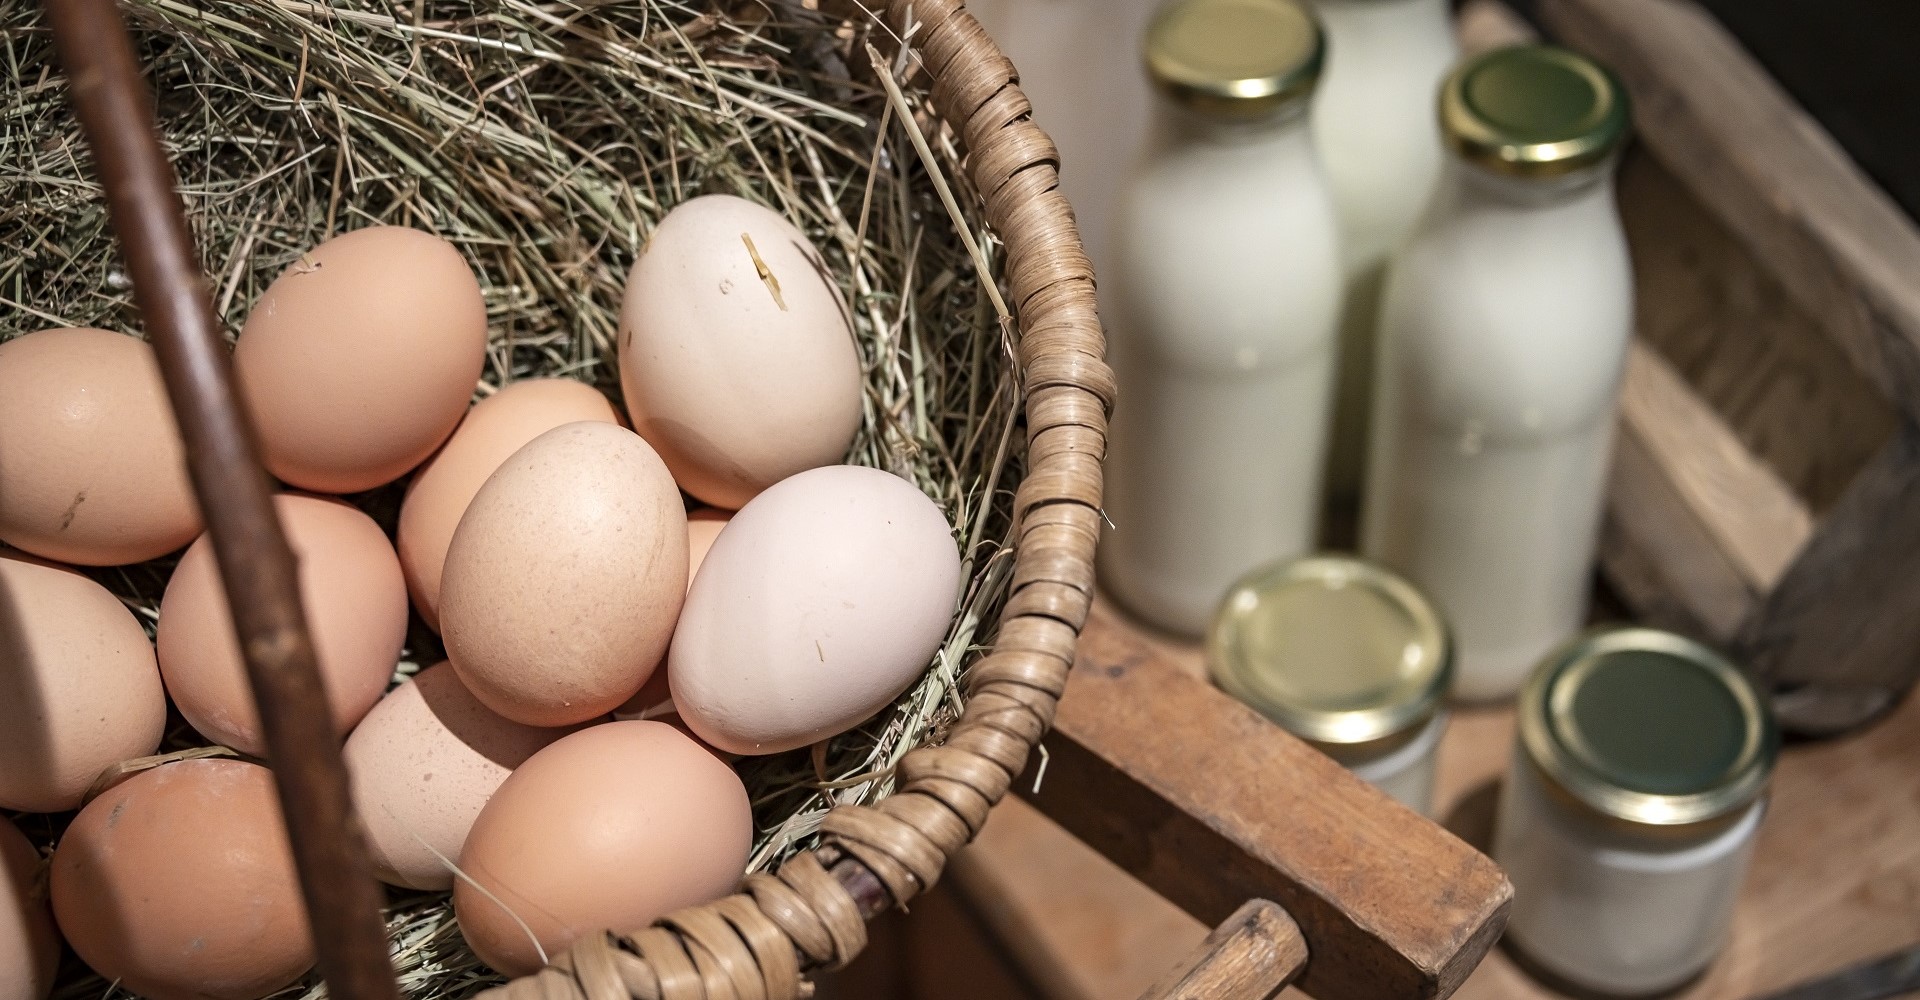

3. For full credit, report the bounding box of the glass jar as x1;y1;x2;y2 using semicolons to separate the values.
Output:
1101;0;1346;636
1495;627;1779;996
1361;45;1635;699
1304;0;1460;512
1208;555;1451;814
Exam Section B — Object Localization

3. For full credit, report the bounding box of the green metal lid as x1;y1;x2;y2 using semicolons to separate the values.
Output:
1520;627;1779;829
1208;556;1451;748
1145;0;1326;119
1439;44;1630;178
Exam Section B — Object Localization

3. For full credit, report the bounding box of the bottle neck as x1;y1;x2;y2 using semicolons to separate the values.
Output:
1150;96;1314;149
1442;156;1618;211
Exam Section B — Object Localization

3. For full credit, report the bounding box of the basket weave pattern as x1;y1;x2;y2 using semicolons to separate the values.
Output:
479;1;1111;997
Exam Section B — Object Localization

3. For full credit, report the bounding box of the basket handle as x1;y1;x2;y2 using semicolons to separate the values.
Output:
1139;900;1310;1000
43;2;401;998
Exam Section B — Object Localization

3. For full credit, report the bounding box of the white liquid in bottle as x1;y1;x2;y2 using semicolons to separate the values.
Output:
1362;46;1634;699
1101;0;1344;636
1306;0;1459;507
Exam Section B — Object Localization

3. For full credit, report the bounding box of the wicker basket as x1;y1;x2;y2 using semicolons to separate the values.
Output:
42;0;1109;996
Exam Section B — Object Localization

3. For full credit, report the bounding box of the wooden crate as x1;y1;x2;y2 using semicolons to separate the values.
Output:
1512;0;1920;734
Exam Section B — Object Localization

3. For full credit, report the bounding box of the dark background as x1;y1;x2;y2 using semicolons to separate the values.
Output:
1513;0;1920;222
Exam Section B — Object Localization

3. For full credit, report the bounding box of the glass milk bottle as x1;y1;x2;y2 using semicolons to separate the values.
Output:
1209;555;1452;814
1496;628;1778;995
1100;0;1345;636
1305;0;1459;513
1361;46;1633;699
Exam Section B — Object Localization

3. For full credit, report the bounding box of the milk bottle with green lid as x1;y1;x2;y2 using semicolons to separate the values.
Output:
1361;45;1634;700
1100;0;1344;637
1306;0;1459;513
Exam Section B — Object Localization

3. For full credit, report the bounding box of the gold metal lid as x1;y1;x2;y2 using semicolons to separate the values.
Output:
1145;0;1326;119
1439;45;1630;178
1208;556;1452;749
1520;627;1779;830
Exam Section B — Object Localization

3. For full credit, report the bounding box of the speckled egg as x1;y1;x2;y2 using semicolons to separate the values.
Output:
398;378;620;631
50;759;313;1000
0;550;167;813
0;328;200;565
619;195;862;509
158;494;407;756
0;815;58;1000
235;227;488;493
454;721;751;976
344;662;581;891
441;422;687;727
671;465;960;755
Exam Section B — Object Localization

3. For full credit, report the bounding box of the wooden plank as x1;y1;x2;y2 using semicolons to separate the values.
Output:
950;608;1920;1000
1023;601;1512;1000
1601;422;1755;642
1538;0;1920;419
1733;422;1920;733
1139;900;1308;1000
1617;152;1894;515
952;799;1208;1000
1618;342;1813;592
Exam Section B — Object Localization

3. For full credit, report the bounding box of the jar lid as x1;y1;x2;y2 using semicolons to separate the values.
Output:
1208;556;1451;749
1439;44;1630;178
1144;0;1325;119
1520;627;1779;829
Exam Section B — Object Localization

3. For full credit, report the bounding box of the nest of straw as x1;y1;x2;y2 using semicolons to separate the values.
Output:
0;0;1018;994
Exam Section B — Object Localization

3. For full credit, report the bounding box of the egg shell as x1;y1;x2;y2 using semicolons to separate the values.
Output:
0;328;200;565
344;662;580;890
158;494;407;757
441;422;687;726
235;227;487;493
50;759;314;1000
0;816;58;1000
0;551;167;813
399;378;620;630
618;194;862;509
671;465;960;755
453;721;750;976
685;508;730;588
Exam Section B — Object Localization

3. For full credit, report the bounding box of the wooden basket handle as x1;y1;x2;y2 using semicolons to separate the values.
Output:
44;1;400;998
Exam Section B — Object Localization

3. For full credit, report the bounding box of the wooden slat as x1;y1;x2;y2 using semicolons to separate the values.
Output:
1601;423;1755;642
1138;901;1307;1000
1023;602;1512;1000
1538;0;1920;418
1733;423;1920;733
1618;342;1813;592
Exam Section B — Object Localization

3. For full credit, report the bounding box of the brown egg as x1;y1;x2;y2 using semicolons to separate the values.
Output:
158;494;407;756
454;721;750;975
51;759;313;1000
398;378;619;631
0;328;200;565
441;423;687;727
686;508;730;587
0;551;167;813
344;662;579;891
619;195;862;509
235;227;487;493
0;816;58;1000
672;466;960;755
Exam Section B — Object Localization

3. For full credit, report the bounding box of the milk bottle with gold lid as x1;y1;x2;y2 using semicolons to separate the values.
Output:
1101;0;1345;636
1361;45;1633;699
1306;0;1459;512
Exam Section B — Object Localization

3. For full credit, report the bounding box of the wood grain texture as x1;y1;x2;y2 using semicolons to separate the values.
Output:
1539;0;1920;418
1138;901;1307;1000
1617;152;1894;515
1733;422;1920;728
1618;342;1813;592
1601;424;1755;642
1024;601;1512;1000
957;608;1920;1000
